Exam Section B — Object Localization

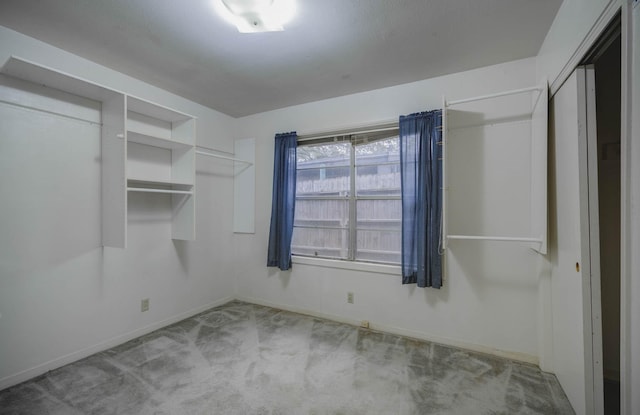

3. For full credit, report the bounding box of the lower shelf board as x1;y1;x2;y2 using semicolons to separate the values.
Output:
127;187;193;195
447;235;543;243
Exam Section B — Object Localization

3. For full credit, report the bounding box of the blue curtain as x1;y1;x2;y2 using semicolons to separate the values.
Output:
399;110;443;288
267;132;298;271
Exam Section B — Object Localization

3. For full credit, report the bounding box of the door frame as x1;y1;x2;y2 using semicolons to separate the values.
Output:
578;64;605;415
619;2;637;414
549;3;635;413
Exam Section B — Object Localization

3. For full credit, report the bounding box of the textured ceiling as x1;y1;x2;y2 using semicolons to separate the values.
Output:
0;0;562;117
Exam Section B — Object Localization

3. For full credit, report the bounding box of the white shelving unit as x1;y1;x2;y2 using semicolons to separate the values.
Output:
124;96;196;243
441;81;548;254
1;56;197;248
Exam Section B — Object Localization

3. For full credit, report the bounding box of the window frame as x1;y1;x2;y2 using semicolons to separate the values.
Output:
292;129;401;265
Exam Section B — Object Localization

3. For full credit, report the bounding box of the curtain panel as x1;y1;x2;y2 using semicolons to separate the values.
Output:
399;110;443;288
267;132;298;270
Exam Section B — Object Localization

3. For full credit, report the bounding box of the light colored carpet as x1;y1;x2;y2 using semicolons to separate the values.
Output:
0;300;574;414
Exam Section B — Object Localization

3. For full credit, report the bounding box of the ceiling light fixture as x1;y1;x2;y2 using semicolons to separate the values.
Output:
215;0;296;33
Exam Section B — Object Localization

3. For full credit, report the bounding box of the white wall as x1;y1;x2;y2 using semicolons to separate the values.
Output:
537;0;617;91
232;58;548;362
0;26;237;389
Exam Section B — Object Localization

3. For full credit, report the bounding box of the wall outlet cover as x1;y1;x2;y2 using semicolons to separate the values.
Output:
141;298;150;312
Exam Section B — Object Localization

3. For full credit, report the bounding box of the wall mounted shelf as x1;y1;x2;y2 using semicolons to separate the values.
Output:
127;188;194;195
442;81;548;254
1;56;197;248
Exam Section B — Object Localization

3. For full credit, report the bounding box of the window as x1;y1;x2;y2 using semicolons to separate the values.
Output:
292;130;401;264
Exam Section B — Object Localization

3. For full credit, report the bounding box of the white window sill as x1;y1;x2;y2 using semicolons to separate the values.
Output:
292;255;401;276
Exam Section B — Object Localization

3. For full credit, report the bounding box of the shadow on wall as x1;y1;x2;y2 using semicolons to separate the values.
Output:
449;243;540;292
546;98;559;271
173;239;190;275
414;278;451;305
0;84;103;278
447;109;487;237
196;156;236;179
267;265;292;289
444;104;542;298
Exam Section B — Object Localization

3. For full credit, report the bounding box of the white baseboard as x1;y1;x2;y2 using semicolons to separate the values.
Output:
0;296;234;391
1;294;540;392
235;296;539;366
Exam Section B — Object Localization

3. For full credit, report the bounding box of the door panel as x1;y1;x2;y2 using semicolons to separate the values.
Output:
549;67;602;415
584;65;604;414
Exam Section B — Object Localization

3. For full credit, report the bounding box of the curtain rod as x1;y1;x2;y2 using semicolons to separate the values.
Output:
297;120;398;143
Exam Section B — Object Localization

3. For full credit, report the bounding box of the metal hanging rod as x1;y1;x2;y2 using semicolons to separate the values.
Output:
447;235;542;243
127;187;193;195
196;144;235;155
446;86;543;107
195;149;253;165
441;95;448;250
0;98;102;126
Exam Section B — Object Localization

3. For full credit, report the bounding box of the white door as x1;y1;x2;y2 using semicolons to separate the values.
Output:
549;66;603;415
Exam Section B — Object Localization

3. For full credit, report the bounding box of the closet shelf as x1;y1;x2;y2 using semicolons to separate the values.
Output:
1;56;123;102
127;95;193;123
447;235;543;243
1;56;197;248
128;130;192;150
127;187;193;195
441;80;548;254
127;178;193;188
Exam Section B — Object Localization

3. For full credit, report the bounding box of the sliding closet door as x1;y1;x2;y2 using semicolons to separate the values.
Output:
549;67;603;415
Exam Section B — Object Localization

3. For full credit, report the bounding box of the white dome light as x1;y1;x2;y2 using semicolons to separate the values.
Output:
215;0;296;33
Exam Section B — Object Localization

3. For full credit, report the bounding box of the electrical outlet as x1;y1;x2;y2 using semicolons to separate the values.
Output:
141;298;150;312
347;292;354;304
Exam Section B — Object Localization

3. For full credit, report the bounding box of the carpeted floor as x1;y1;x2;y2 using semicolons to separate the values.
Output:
0;300;574;414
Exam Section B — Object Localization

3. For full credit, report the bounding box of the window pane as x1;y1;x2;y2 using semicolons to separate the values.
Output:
355;164;400;196
355;230;401;264
356;199;401;264
294;199;348;227
355;137;400;197
296;166;350;196
298;142;350;166
356;199;401;230
355;137;399;166
293;199;349;259
292;227;348;259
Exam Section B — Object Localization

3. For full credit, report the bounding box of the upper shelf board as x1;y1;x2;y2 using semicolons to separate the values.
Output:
127;96;194;123
2;57;197;124
1;56;122;103
127;131;192;150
